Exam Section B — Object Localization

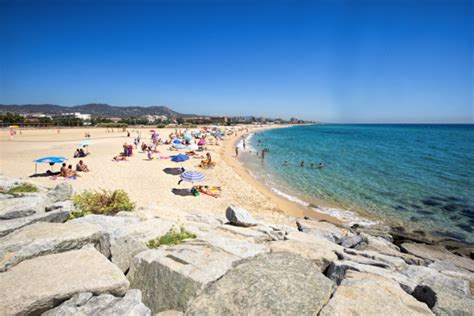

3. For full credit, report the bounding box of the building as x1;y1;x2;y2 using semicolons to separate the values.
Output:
54;112;91;120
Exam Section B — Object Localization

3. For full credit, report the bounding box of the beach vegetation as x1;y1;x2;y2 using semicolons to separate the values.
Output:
72;189;135;215
96;122;128;128
146;225;196;248
3;183;39;194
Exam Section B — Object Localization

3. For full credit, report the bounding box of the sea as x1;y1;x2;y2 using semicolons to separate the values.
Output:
238;124;474;243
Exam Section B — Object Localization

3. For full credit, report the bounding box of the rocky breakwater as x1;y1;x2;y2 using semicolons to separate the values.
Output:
0;176;473;315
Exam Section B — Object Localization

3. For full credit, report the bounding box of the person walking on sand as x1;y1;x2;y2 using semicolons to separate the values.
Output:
235;146;239;157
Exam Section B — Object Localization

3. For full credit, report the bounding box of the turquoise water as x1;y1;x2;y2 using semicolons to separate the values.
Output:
240;124;474;242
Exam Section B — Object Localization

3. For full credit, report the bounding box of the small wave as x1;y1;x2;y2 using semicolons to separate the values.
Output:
312;206;378;226
271;187;310;207
236;133;256;152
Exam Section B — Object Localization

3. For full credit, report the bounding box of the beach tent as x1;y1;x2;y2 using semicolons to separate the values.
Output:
33;156;67;174
171;154;189;162
179;170;205;183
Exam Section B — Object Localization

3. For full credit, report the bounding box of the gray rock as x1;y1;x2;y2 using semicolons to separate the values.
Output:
186;252;335;315
111;235;148;273
0;201;72;237
46;182;73;202
325;260;418;293
341;248;408;270
225;206;257;227
0;194;50;220
340;234;365;248
156;311;184;316
42;289;151;316
0;248;129;315
296;219;346;243
401;243;474;272
0;221;109;271
215;224;272;243
319;271;433;315
128;238;256;313
429;260;474;282
70;214;142;238
400;265;474;315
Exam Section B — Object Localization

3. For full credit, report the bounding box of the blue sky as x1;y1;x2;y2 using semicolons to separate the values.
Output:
0;0;472;123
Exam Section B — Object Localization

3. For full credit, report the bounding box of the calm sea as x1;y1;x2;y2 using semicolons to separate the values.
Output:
238;124;474;242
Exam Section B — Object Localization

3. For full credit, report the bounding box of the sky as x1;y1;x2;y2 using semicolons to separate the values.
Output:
0;0;472;123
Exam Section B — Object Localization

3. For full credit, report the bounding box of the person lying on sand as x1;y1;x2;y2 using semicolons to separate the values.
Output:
112;155;128;161
76;160;90;172
66;165;80;177
193;185;221;198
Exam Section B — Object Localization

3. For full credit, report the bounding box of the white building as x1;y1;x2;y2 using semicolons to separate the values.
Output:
59;112;91;120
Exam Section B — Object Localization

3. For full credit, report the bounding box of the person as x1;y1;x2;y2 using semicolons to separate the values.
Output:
127;131;130;137
113;155;127;161
66;165;79;177
243;141;246;150
60;163;67;177
206;152;212;164
147;148;153;160
310;163;314;168
300;161;304;167
78;148;86;157
318;162;324;168
235;146;239;157
283;160;288;166
261;150;265;159
76;160;90;172
74;149;81;158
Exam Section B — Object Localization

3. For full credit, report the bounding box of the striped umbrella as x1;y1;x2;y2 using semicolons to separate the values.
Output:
179;170;205;183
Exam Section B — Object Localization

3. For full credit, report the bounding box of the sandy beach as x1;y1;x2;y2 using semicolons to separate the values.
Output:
0;125;342;225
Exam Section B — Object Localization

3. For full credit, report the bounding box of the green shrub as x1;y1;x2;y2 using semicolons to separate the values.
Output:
147;225;196;248
67;209;91;220
156;124;167;128
72;189;135;215
6;183;39;194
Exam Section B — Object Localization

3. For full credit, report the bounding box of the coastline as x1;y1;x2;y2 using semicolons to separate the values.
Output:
221;125;344;226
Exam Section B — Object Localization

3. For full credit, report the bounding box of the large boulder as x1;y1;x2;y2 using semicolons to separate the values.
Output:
269;238;338;271
319;271;433;315
0;201;72;237
128;237;266;313
42;290;151;316
400;265;474;315
0;222;109;271
0;194;50;220
0;248;129;315
186;252;335;315
361;233;425;265
225;206;257;227
215;224;272;243
296;219;346;243
46;182;73;202
401;243;474;272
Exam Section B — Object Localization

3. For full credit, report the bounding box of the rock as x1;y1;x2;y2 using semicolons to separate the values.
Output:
340;234;365;248
124;218;176;242
325;260;418;293
319;271;433;315
0;194;50;220
185;213;225;226
401;243;474;272
341;248;408;270
351;224;394;241
0;202;72;237
42;289;151;316
46;182;73;202
111;235;148;273
70;214;142;238
250;224;287;241
429;260;474;281
128;238;259;313
215;224;271;243
269;239;338;271
0;248;129;315
400;265;474;315
225;206;257;227
156;311;184;316
0;222;109;271
296;219;346;243
186;252;335;315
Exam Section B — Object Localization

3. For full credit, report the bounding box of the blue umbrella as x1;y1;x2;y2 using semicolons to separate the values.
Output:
171;154;189;162
172;139;182;145
179;170;205;183
33;156;67;174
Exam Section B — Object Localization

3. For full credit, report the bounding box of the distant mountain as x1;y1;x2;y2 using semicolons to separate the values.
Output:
0;103;197;118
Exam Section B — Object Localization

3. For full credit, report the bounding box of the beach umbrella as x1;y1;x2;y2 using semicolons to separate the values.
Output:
33;156;67;174
183;134;193;142
197;139;207;146
171;154;189;162
187;144;199;151
149;130;156;133
179;170;205;183
172;139;182;145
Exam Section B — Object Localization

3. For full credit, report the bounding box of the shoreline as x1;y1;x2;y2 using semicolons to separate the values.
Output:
221;125;344;226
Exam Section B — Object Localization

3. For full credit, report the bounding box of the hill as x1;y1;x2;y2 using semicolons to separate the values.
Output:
0;103;196;118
